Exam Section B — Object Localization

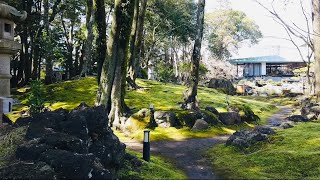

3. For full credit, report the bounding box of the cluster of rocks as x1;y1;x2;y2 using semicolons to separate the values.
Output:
0;103;139;179
133;104;260;132
226;126;275;148
300;97;320;121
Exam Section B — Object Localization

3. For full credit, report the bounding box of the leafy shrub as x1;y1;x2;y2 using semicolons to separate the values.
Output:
27;80;45;115
179;62;209;83
156;62;176;83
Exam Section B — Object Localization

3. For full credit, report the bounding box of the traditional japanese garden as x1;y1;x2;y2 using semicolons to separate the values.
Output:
1;0;320;179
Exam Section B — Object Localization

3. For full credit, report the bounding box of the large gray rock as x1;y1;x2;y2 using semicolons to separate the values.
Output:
136;108;150;119
191;119;209;131
6;103;127;179
307;112;317;121
226;126;274;148
311;106;320;114
201;110;219;125
208;78;236;95
204;106;219;116
285;115;308;122
154;111;178;128
219;112;241;125
279;121;295;129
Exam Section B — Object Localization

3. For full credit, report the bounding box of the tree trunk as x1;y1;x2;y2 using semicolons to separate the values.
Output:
134;0;147;79
127;0;140;89
44;0;53;84
95;0;107;84
81;0;95;77
183;0;205;110
96;0;135;129
32;39;40;80
313;0;320;100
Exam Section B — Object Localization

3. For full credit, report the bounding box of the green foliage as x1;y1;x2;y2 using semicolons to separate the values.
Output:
179;62;209;83
205;10;262;59
156;62;176;83
207;122;320;179
146;0;196;42
27;80;45;115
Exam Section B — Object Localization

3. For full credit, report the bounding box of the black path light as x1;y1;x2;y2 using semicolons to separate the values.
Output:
143;130;150;162
148;104;157;128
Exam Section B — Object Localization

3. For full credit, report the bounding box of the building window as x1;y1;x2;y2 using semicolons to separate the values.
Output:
4;23;11;33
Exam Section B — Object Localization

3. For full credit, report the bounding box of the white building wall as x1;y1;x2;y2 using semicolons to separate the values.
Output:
261;62;266;76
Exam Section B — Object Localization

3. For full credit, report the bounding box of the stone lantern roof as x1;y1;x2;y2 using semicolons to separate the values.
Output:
0;1;27;22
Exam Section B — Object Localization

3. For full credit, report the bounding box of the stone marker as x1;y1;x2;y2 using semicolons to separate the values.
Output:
0;2;27;123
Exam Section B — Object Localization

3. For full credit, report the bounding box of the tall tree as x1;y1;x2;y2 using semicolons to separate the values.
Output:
127;0;147;88
312;0;320;99
96;0;135;129
182;0;205;110
81;0;95;77
127;0;140;89
206;10;262;60
134;0;147;79
95;0;108;83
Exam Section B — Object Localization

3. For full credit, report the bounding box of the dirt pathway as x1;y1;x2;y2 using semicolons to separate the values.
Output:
124;106;292;179
266;106;293;127
125;136;229;179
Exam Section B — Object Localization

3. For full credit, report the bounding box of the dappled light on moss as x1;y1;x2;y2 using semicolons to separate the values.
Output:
11;77;277;141
207;122;320;179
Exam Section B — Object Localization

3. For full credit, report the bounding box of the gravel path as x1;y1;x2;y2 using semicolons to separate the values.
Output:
267;106;293;127
125;136;229;179
124;106;292;179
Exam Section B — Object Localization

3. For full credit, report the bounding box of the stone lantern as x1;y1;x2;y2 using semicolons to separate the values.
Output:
0;1;27;123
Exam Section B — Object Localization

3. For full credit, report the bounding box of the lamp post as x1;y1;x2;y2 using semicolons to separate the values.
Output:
148;104;157;128
143;130;150;162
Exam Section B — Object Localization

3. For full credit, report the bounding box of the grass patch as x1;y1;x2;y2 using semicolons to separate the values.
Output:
11;77;278;140
117;150;187;179
0;126;27;168
206;122;320;179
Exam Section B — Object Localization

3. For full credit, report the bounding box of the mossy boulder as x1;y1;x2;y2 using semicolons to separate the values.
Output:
200;110;219;125
208;78;236;95
176;111;202;128
230;105;260;122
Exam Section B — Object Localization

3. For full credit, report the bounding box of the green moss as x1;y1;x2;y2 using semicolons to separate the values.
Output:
206;122;320;179
117;150;187;179
12;77;278;140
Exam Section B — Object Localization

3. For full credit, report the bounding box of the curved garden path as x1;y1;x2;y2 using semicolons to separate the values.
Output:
124;106;293;179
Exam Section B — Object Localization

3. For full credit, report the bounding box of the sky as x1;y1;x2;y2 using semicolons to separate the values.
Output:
204;0;312;60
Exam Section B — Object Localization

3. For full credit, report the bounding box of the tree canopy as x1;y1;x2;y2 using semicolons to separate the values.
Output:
205;10;262;60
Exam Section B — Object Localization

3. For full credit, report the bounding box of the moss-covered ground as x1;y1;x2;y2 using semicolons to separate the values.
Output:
206;122;320;179
11;77;278;142
8;77;300;179
117;150;187;179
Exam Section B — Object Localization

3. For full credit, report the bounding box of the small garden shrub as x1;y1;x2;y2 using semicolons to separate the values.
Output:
27;80;45;115
156;62;176;83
